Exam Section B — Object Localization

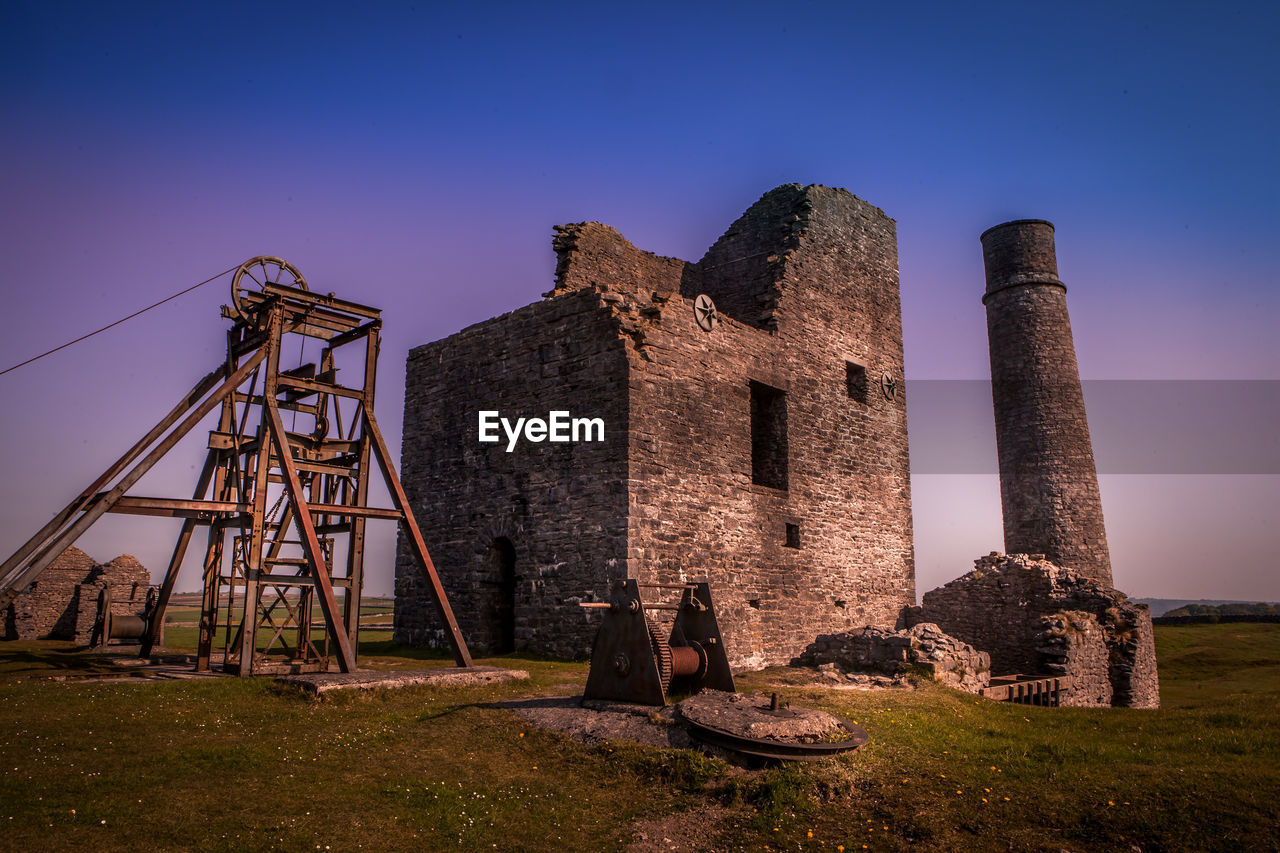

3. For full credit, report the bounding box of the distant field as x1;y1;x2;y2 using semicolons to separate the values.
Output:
0;623;1277;851
154;595;395;651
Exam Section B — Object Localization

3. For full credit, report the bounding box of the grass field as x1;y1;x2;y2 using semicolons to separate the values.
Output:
1;624;1277;852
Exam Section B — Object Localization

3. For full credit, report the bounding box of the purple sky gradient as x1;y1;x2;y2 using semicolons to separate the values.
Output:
1;1;1276;600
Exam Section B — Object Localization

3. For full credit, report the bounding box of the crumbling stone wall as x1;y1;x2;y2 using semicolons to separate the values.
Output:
624;186;913;668
1106;604;1161;709
918;553;1159;708
1038;611;1112;707
794;623;990;694
4;547;152;643
397;185;914;667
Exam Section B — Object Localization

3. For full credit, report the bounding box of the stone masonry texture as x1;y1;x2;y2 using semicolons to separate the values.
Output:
1037;610;1113;707
918;553;1159;708
396;185;915;668
3;547;153;643
981;220;1112;585
794;622;991;694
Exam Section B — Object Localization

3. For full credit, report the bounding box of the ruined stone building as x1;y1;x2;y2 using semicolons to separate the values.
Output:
396;185;914;668
3;546;152;643
394;188;1159;707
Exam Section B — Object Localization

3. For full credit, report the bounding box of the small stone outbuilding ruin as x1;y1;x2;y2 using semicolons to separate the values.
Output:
794;622;991;694
3;546;152;644
911;553;1159;708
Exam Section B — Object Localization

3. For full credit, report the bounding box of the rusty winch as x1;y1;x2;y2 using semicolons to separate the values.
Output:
581;580;734;706
89;585;157;649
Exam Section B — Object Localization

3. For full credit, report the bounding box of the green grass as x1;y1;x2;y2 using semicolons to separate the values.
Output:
1;624;1277;851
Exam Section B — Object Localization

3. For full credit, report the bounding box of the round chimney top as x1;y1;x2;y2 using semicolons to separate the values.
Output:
980;219;1064;301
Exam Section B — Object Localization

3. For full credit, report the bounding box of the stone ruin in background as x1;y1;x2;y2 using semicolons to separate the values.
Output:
795;551;1160;709
910;553;1158;708
395;184;914;668
3;546;153;644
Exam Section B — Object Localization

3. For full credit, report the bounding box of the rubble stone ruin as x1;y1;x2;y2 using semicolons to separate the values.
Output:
396;185;914;668
914;553;1159;708
3;546;153;643
388;186;1158;708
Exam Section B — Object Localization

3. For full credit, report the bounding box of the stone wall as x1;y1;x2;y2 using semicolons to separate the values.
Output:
1037;611;1112;707
396;184;915;667
4;547;153;643
794;623;990;694
395;289;631;657
918;553;1159;708
625;186;914;669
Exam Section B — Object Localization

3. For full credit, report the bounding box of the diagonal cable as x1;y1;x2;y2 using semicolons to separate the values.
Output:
0;263;240;377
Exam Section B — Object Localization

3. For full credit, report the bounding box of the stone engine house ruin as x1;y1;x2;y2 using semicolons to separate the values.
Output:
395;185;915;668
395;185;1159;708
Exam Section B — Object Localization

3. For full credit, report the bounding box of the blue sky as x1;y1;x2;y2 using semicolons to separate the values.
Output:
2;1;1276;599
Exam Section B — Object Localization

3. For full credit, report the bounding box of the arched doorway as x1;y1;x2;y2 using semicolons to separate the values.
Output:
485;537;517;653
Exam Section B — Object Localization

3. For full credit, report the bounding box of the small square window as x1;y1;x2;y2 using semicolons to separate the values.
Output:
784;523;801;549
846;361;868;403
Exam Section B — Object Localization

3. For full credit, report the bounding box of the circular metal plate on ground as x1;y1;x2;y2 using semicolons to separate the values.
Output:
677;691;869;761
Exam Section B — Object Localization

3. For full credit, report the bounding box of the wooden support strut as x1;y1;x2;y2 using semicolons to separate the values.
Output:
264;399;358;672
363;408;472;668
0;350;266;609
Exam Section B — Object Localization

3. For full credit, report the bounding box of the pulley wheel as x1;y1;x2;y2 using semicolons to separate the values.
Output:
229;256;308;321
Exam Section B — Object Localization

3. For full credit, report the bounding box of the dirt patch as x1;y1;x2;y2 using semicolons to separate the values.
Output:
492;696;694;748
627;803;731;852
279;666;529;696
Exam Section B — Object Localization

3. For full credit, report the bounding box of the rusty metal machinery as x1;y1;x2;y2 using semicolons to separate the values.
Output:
582;580;734;706
88;585;157;649
0;256;472;674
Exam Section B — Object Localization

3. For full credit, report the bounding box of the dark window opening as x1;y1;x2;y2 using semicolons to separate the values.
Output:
846;361;868;403
748;599;762;609
785;523;801;549
835;599;847;609
750;380;788;489
485;537;517;654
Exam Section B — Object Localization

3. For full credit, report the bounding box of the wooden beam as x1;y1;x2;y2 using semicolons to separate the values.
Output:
106;495;250;518
265;399;358;672
363;408;472;667
0;361;228;595
0;348;266;607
